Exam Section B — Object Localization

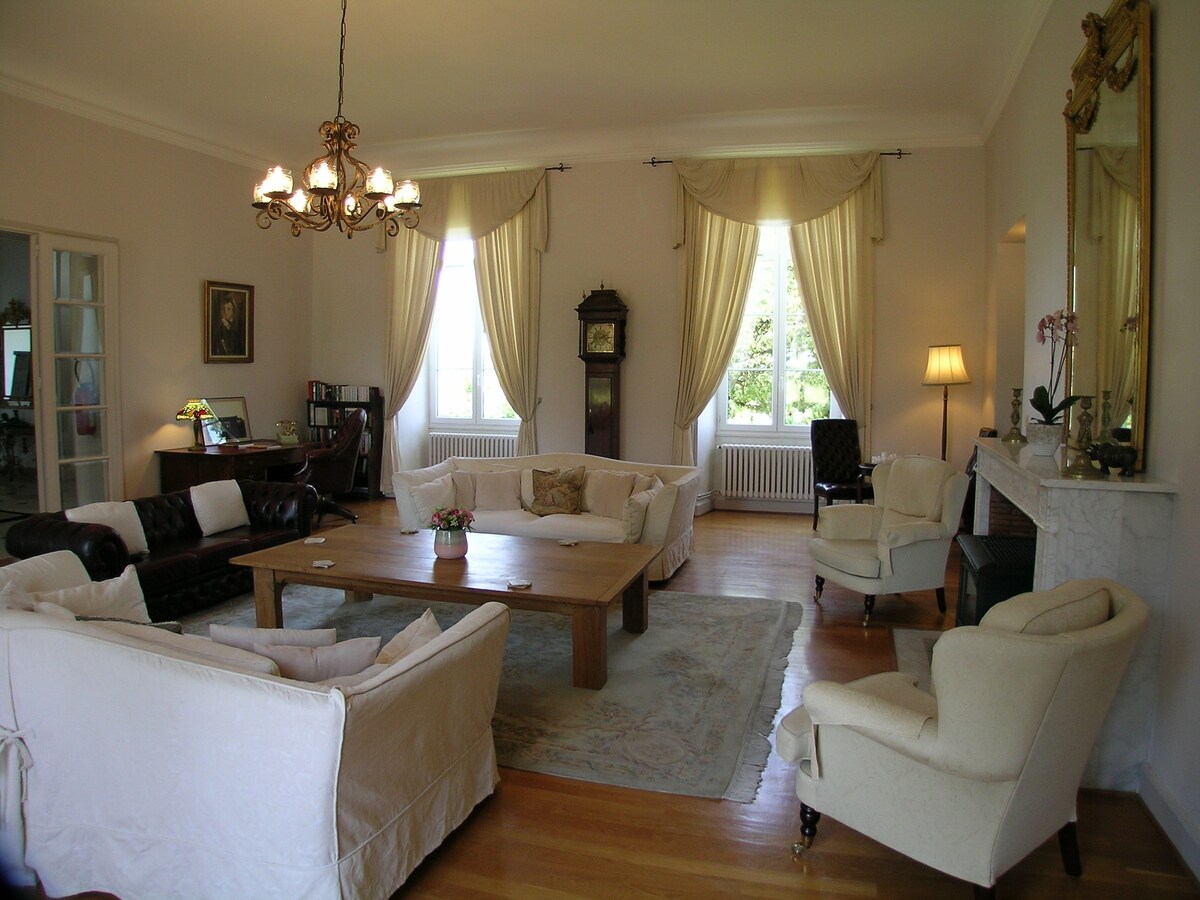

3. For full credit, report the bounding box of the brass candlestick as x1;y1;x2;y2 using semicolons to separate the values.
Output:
1062;395;1103;479
1002;387;1027;444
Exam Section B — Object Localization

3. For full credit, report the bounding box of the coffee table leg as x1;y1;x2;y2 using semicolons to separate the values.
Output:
572;606;608;690
253;568;284;628
622;571;649;634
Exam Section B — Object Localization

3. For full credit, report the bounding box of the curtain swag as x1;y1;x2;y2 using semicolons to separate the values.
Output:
415;168;547;248
672;153;883;247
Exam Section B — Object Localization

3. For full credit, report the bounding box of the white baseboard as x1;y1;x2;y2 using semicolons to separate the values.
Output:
694;491;715;516
1140;763;1200;880
711;496;814;515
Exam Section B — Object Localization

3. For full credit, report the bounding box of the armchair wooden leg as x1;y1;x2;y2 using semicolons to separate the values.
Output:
1058;821;1083;877
862;594;875;627
814;575;825;602
792;803;821;854
935;586;947;614
812;500;820;530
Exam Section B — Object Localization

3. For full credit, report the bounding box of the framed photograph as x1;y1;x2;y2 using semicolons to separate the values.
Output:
203;280;254;363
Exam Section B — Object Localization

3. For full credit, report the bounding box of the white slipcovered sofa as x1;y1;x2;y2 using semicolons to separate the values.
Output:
0;550;510;898
393;452;702;581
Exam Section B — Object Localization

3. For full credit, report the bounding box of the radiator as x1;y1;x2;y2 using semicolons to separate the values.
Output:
429;432;518;464
719;444;814;501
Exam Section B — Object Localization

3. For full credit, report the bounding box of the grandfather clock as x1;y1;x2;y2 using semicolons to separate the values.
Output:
576;285;627;459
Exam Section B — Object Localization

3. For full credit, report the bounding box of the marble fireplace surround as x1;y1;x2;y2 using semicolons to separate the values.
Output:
971;438;1176;790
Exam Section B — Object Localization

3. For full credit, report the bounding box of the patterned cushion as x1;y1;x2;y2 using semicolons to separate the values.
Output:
529;466;584;516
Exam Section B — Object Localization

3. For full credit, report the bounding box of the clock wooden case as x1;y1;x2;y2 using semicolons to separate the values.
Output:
576;286;628;459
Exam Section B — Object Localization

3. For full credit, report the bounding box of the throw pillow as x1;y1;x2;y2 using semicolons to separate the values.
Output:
190;480;250;536
622;484;662;542
318;663;390;690
451;471;476;509
0;550;91;594
34;600;77;619
98;621;281;676
376;609;442;664
529;466;584;516
209;624;337;653
33;564;150;623
473;469;523;511
252;636;383;682
0;582;35;612
65;500;150;556
411;473;455;526
582;470;637;519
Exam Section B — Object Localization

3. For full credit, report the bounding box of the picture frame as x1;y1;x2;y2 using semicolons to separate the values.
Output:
203;280;254;363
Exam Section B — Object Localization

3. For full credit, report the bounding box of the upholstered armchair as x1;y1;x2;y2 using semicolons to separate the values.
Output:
775;578;1148;898
810;454;968;626
292;407;367;527
810;418;872;529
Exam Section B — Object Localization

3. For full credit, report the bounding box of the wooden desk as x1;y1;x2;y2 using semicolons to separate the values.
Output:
157;444;306;492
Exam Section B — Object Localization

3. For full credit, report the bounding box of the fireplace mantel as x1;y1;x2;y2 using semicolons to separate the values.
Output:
972;437;1175;790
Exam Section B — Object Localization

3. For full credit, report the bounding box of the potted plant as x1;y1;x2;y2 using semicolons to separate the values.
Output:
429;506;474;559
1028;309;1082;455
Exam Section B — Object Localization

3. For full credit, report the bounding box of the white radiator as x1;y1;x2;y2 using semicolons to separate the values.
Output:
429;432;517;464
719;444;814;501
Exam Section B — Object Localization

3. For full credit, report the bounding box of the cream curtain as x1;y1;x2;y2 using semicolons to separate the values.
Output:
671;192;760;464
382;169;547;486
1091;147;1139;431
474;177;548;455
382;228;442;488
671;154;882;464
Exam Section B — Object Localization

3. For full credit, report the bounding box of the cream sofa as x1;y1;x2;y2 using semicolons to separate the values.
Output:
0;551;510;898
393;452;702;581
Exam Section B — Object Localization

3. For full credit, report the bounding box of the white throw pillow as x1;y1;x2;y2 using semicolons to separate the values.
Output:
473;469;523;511
99;622;281;675
411;473;456;527
209;624;337;652
0;582;36;611
0;550;92;594
190;480;250;536
583;470;638;518
451;471;476;509
65;500;150;556
376;609;442;664
253;636;382;682
622;484;662;543
33;564;150;623
33;600;78;619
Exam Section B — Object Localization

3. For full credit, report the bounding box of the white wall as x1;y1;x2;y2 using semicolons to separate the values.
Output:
987;0;1200;877
0;93;314;499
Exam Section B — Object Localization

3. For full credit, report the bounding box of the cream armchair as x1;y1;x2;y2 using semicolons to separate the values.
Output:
810;455;968;626
775;579;1149;897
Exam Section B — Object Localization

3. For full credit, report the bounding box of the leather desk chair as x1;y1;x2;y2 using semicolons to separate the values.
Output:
292;408;367;527
811;418;872;530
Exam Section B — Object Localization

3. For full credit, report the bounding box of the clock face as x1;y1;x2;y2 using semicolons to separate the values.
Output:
585;322;616;354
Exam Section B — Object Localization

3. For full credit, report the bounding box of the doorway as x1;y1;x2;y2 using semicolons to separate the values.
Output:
0;231;38;539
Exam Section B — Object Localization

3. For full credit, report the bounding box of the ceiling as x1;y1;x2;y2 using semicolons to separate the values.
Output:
0;0;1052;176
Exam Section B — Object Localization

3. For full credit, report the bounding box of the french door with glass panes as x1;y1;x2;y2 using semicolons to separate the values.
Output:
35;234;122;509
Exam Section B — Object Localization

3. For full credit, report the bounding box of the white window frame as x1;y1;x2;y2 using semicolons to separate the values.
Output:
717;226;839;444
428;240;517;432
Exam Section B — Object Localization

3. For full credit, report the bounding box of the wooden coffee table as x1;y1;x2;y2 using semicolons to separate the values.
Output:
231;525;660;689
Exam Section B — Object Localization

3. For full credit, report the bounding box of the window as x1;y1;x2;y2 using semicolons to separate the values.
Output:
430;240;516;426
721;226;838;434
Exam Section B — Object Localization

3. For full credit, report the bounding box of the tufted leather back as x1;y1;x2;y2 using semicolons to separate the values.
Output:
302;408;367;495
811;418;863;484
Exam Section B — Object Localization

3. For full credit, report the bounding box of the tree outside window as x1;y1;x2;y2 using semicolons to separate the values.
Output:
723;227;837;431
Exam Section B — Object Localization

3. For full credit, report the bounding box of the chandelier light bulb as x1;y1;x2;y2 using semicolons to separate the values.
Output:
288;190;309;213
394;180;420;206
309;160;338;193
252;182;269;208
366;167;394;199
261;166;293;198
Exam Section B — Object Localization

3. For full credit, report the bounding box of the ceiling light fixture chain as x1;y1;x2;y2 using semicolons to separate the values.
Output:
252;0;420;238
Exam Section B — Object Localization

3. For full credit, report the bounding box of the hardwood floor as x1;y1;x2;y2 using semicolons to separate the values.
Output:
321;501;1199;899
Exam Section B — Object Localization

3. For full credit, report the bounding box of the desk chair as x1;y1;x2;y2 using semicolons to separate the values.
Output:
811;418;872;530
292;408;367;527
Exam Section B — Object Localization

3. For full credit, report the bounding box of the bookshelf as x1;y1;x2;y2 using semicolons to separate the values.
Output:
306;382;385;498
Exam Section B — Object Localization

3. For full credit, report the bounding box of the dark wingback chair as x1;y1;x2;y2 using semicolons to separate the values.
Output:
810;418;872;530
292;407;367;527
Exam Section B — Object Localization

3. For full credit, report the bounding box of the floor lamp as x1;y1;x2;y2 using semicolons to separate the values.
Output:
923;345;970;461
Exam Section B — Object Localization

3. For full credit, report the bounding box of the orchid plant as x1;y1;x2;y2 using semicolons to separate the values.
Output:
429;506;474;531
1030;309;1083;424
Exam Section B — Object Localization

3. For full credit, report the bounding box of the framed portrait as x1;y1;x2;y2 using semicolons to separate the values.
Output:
203;280;254;363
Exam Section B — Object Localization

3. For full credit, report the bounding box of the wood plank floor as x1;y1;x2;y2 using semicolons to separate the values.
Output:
316;501;1198;899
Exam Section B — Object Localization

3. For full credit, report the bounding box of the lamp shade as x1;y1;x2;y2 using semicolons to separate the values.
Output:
923;345;970;386
176;399;216;422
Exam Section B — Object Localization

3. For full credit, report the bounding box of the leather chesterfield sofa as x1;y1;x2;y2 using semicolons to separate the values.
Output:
4;480;318;621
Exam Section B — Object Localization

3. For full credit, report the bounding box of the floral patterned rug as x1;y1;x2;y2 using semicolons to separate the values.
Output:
182;587;802;802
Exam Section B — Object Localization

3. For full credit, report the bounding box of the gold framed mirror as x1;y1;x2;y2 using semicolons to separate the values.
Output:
1064;0;1151;467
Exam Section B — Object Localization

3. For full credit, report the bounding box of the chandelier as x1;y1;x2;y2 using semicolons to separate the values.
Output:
252;0;420;238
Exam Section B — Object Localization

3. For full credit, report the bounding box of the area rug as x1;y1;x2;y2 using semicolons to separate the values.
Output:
892;626;942;692
180;587;802;802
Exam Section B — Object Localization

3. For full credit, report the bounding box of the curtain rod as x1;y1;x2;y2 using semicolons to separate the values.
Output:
545;163;572;172
641;148;911;166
